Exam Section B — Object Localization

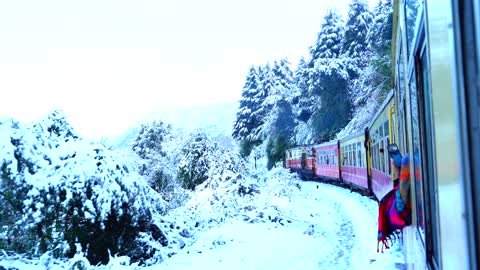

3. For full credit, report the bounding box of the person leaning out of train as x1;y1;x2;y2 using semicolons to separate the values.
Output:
377;146;412;252
387;144;403;188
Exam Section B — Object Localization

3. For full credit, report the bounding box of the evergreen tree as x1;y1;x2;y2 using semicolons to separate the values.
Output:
177;131;214;190
250;64;274;141
262;59;295;135
131;120;174;193
310;10;344;61
368;0;394;94
232;66;260;141
369;0;393;54
0;112;166;265
342;0;373;59
232;66;263;157
305;10;353;141
294;57;317;123
131;121;171;160
266;98;296;169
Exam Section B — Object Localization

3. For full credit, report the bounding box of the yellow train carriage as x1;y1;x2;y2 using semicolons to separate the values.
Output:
339;131;368;190
392;0;478;268
367;91;398;200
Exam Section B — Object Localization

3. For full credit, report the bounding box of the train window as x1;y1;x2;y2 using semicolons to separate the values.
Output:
357;142;362;167
409;64;427;241
350;145;354;167
418;46;440;266
384;121;389;138
351;144;356;167
404;0;423;58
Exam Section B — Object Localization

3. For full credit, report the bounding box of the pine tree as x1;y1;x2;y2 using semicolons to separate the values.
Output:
368;0;393;94
262;59;295;135
177;131;214;190
342;0;373;59
310;10;344;61
304;10;353;141
294;57;318;123
131;120;174;193
369;0;393;54
232;66;264;157
232;66;260;141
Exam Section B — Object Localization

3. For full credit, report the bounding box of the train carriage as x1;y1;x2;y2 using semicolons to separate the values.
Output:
313;140;340;180
339;131;368;189
285;146;314;172
391;0;479;268
367;91;397;200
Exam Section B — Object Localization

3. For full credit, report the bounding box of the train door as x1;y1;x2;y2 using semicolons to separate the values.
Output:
408;13;441;268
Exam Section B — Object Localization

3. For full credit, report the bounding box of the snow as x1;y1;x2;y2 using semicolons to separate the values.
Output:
1;167;403;269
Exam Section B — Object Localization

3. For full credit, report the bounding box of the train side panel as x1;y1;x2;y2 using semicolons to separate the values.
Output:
313;141;340;180
339;132;368;189
368;92;395;200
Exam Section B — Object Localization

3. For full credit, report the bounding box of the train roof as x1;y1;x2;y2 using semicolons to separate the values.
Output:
338;130;365;143
313;140;338;148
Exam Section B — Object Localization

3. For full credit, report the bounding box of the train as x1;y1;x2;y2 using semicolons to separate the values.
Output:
286;0;480;269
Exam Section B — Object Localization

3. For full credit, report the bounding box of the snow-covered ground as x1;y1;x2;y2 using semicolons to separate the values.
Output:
0;170;404;270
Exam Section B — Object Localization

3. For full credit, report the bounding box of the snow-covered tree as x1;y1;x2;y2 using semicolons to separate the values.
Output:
342;0;373;59
369;0;393;54
262;59;296;135
338;0;394;138
0;111;166;265
131;120;176;194
178;130;245;190
294;57;318;126
131;121;171;160
310;10;344;61
232;66;260;141
178;131;215;190
305;10;353;141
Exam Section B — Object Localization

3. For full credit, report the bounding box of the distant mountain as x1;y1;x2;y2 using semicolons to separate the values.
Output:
112;101;240;151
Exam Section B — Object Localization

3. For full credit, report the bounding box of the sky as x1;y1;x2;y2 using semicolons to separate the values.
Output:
0;0;378;139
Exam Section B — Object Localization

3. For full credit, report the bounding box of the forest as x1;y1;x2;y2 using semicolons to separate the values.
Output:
232;0;393;168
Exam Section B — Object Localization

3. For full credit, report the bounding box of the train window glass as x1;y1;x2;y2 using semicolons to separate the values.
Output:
419;50;440;265
350;145;354;166
378;140;385;172
409;66;426;242
357;142;362;167
384;121;389;138
405;0;423;58
353;143;357;167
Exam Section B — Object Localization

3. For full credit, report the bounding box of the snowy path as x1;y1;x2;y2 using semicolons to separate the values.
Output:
150;180;404;270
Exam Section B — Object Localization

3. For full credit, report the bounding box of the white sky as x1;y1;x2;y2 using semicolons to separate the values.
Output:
0;0;377;139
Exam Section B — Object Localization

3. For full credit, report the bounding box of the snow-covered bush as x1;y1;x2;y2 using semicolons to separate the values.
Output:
177;131;214;190
0;111;167;265
178;130;245;191
131;121;175;193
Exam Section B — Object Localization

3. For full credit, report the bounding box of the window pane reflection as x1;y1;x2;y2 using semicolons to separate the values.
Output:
405;0;423;57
